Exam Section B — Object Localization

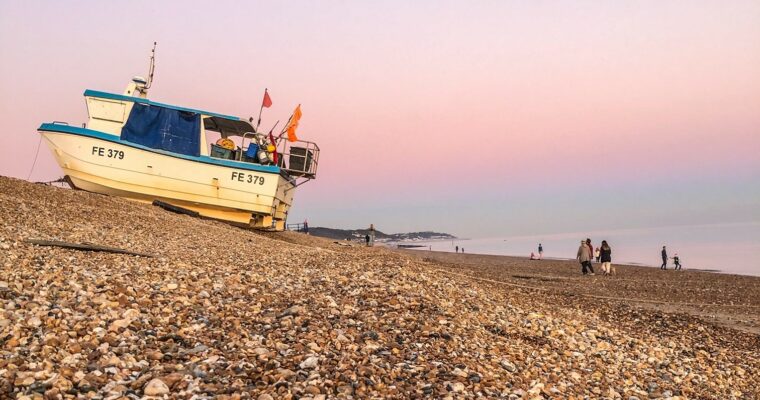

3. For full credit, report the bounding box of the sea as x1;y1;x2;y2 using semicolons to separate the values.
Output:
400;222;760;277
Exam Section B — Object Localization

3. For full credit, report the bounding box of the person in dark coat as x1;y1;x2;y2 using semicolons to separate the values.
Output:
661;246;668;269
600;240;612;275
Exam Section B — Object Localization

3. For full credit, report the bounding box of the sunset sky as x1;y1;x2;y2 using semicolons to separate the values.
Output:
1;1;758;237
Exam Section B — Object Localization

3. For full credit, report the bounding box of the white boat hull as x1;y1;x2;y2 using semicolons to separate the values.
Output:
39;129;295;229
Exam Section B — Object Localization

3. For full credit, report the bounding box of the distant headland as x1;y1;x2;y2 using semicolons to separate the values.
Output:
307;227;456;242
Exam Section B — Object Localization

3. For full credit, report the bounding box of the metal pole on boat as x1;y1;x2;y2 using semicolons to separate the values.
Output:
268;121;280;137
145;42;157;89
279;114;293;138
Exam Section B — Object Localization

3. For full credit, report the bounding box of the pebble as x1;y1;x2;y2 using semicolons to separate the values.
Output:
299;356;319;369
500;359;518;372
447;382;465;392
143;378;170;395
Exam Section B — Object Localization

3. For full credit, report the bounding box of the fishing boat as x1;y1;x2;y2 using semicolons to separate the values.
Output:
37;47;319;231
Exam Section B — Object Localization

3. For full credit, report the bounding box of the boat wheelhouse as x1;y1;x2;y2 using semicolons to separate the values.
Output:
38;75;319;231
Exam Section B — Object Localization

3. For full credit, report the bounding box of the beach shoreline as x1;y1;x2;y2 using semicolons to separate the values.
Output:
400;248;730;275
392;224;760;277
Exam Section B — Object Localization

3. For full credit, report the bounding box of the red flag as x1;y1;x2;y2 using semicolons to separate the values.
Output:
262;89;272;108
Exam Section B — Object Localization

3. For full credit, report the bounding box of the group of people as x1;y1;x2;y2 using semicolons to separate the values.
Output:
532;241;684;275
574;240;684;275
576;238;614;275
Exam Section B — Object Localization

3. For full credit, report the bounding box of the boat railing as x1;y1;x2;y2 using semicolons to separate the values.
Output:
286;222;308;232
213;131;319;179
278;139;320;179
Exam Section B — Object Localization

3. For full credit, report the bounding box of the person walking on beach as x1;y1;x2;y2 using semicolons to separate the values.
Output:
594;246;601;262
600;240;612;276
586;239;595;264
673;253;682;270
661;246;668;269
538;243;543;259
577;240;594;275
456;245;459;253
368;224;376;247
365;234;370;246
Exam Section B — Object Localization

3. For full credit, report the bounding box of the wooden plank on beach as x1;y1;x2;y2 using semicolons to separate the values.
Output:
152;200;200;217
25;239;155;257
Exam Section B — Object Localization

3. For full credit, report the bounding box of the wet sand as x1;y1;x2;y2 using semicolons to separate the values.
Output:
397;249;760;335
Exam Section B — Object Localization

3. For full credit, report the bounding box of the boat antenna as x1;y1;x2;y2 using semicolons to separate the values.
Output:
145;42;157;89
268;120;280;136
277;114;293;139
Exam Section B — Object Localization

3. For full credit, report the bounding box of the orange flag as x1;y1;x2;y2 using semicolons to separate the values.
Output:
286;104;302;142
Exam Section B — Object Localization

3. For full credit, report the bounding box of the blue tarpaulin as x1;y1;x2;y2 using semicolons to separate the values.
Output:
120;103;201;156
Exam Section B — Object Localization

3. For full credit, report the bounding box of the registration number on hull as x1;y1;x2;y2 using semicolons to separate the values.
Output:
92;146;125;159
231;171;265;185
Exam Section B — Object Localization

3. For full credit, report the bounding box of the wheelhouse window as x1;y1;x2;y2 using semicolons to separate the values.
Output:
203;116;257;161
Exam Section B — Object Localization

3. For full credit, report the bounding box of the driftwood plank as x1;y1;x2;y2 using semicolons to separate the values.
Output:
25;239;155;257
152;200;200;217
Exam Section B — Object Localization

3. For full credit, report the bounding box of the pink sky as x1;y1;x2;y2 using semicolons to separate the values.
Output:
1;1;758;236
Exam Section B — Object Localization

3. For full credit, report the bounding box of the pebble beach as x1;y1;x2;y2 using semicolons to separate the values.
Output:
1;176;758;399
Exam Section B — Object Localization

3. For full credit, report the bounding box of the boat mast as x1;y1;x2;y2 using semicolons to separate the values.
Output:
123;42;157;98
145;42;157;90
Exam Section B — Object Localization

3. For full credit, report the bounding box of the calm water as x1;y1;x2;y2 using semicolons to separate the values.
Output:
402;222;760;276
